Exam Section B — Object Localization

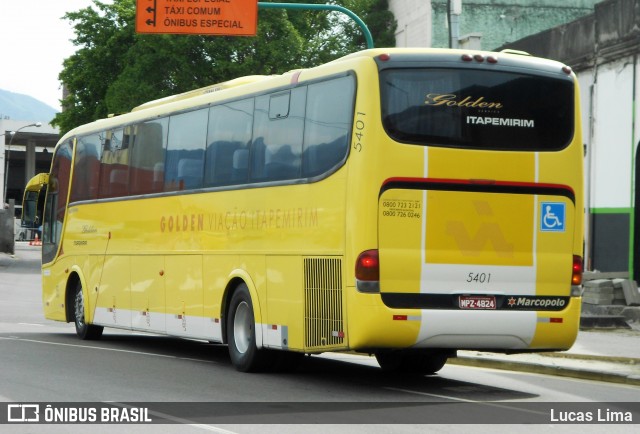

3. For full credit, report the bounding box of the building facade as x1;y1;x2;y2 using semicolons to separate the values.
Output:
502;0;640;277
0;118;57;252
389;0;600;50
1;118;57;206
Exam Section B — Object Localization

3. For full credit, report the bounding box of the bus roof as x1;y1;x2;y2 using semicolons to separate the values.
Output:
24;173;49;192
57;48;571;145
130;75;272;112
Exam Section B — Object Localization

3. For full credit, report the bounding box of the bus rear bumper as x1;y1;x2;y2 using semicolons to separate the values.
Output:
346;291;581;353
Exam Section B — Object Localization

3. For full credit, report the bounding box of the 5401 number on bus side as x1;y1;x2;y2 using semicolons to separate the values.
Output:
466;272;492;283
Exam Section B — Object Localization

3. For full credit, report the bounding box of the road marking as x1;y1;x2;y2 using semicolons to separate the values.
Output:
105;402;239;433
17;322;44;326
384;386;477;403
384;387;547;416
0;336;217;364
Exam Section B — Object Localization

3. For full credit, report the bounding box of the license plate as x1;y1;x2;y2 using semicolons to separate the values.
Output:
459;295;496;310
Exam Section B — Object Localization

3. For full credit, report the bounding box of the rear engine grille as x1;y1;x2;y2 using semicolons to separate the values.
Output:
304;257;344;350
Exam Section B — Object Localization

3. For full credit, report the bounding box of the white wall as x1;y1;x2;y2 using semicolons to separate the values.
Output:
589;59;635;210
389;0;432;47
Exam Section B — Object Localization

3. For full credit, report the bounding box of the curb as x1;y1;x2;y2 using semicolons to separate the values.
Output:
448;355;640;386
536;351;640;364
0;254;18;268
581;315;632;329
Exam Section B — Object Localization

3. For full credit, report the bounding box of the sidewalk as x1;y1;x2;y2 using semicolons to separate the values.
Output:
450;327;640;386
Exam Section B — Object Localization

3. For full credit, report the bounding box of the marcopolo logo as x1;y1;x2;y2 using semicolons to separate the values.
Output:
507;296;567;310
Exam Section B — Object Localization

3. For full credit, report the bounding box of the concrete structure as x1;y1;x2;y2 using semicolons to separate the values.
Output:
389;0;433;47
389;0;600;50
0;119;57;253
501;0;640;277
1;119;57;205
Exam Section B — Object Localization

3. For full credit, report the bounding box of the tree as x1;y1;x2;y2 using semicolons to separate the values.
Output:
357;0;397;48
53;0;396;134
56;0;136;132
334;0;396;50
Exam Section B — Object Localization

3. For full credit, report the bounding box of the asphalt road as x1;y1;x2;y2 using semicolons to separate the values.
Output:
1;244;638;433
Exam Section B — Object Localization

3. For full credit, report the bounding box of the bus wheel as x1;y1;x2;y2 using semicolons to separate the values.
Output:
227;283;270;372
375;350;448;375
73;282;103;340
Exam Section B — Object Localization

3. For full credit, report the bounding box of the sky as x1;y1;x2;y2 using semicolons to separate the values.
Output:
0;0;112;112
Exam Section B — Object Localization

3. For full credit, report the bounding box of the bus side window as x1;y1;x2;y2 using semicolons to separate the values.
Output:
130;118;168;195
250;89;305;182
165;109;207;191
303;75;355;178
99;129;130;198
205;99;253;187
71;133;103;202
232;149;249;183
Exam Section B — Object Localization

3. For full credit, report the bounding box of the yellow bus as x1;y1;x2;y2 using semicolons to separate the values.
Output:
25;48;584;373
19;173;48;241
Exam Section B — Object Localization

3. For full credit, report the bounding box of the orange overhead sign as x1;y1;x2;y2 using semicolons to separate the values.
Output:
136;0;258;36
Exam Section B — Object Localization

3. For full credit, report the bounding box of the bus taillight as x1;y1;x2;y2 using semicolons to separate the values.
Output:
572;255;583;286
356;249;380;293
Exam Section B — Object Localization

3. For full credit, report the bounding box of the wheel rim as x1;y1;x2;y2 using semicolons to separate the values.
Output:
233;301;252;354
74;289;85;329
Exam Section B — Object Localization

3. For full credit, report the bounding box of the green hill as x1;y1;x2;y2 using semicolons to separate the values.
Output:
0;89;57;123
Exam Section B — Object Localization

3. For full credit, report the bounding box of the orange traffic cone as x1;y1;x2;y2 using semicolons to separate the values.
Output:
31;233;42;246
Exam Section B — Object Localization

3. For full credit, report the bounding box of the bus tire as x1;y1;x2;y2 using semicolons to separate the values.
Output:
73;281;103;340
227;283;271;372
375;350;448;375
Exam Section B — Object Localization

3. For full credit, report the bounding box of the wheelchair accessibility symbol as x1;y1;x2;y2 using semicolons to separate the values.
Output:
541;202;566;232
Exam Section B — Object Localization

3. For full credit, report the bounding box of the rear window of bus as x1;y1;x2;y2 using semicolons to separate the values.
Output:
380;68;574;151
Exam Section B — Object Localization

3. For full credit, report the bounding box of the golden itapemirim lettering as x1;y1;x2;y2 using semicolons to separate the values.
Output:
159;207;319;233
424;93;503;109
160;213;205;233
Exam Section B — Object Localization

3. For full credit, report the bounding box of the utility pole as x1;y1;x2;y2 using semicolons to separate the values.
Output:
449;0;462;49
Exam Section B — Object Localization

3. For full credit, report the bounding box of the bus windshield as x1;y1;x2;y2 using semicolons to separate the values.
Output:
380;68;574;151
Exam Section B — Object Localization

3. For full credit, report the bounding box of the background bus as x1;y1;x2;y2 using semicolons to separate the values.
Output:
24;48;583;373
18;174;47;241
